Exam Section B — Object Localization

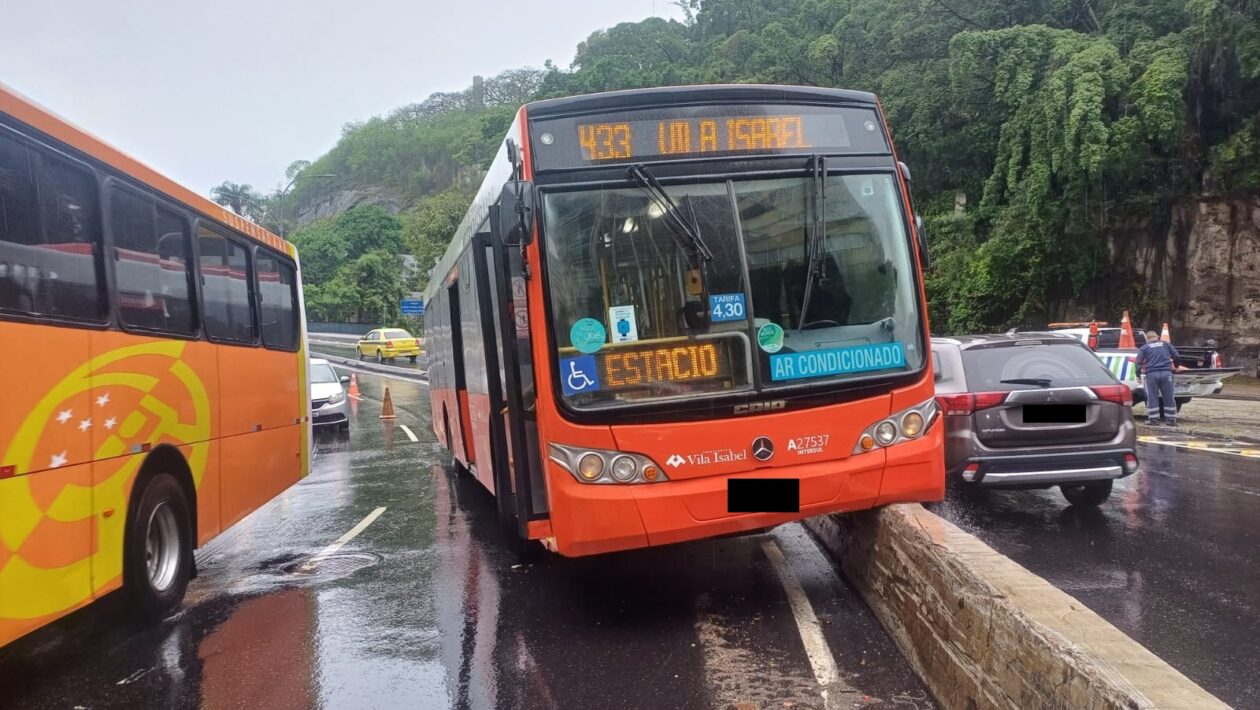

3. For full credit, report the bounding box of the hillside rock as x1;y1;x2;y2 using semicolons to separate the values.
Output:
1107;197;1260;374
296;186;405;225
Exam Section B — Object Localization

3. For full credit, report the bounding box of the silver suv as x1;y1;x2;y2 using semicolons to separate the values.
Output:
933;335;1139;506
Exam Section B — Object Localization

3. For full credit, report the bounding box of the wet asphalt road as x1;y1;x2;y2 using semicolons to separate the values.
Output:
933;440;1260;708
308;339;429;373
0;368;931;710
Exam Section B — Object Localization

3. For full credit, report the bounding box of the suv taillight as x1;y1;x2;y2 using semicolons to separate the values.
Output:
1091;385;1133;407
936;392;1007;416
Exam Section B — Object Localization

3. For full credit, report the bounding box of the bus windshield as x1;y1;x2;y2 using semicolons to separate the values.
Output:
543;173;924;410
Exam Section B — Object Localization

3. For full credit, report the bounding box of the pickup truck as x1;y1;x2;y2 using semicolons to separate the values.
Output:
1021;327;1241;411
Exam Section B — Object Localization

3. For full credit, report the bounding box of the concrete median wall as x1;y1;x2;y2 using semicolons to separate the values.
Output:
803;504;1229;710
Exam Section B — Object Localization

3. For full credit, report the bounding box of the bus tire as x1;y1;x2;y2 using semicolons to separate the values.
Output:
124;473;193;621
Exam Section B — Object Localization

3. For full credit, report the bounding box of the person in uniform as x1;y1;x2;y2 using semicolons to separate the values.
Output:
1136;330;1180;426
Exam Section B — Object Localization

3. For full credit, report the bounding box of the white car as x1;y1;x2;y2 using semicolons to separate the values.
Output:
310;358;351;431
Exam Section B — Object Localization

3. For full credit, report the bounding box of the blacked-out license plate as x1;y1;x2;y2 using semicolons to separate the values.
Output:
1022;404;1087;423
727;478;800;513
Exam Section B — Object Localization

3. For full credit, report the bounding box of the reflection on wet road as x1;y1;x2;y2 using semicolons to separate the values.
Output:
1;369;930;709
933;443;1260;708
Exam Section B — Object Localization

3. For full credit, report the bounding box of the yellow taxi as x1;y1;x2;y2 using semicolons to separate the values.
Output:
357;328;422;363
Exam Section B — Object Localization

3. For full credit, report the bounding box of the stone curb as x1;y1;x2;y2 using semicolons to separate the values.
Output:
803;504;1229;710
310;350;428;382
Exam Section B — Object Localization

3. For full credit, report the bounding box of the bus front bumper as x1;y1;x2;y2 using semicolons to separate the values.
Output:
540;429;943;557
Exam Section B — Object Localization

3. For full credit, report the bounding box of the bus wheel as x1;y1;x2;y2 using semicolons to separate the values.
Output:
124;473;193;621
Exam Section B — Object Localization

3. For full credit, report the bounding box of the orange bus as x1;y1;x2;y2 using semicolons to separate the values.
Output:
424;85;942;556
0;84;310;647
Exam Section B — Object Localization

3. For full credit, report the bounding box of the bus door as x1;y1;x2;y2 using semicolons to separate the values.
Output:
445;280;472;467
483;209;548;537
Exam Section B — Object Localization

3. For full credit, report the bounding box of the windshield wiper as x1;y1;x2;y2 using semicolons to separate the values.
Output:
1000;378;1053;388
797;155;827;332
627;165;713;262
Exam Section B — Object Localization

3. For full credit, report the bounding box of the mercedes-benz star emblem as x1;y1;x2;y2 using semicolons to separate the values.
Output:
752;436;774;461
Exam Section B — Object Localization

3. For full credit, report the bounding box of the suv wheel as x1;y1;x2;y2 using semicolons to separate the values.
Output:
1061;479;1113;507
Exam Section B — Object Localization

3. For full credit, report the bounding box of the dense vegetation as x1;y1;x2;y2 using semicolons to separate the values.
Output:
215;0;1260;331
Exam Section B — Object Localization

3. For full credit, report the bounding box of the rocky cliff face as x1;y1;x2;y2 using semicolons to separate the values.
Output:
1106;197;1260;375
296;185;405;225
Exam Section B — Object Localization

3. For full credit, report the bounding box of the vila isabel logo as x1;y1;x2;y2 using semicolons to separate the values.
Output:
664;448;749;468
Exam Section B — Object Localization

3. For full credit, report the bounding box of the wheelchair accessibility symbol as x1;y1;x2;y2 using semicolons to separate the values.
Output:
560;355;601;396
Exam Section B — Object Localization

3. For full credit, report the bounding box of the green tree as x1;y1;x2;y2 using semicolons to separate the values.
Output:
345;250;405;324
210;181;264;218
402;188;471;290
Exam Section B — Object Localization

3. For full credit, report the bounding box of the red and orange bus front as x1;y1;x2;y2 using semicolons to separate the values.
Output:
528;89;943;555
433;86;943;556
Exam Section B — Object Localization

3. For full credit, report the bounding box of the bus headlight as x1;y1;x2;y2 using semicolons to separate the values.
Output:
853;398;939;454
578;453;604;481
610;456;638;482
875;421;897;445
549;444;669;485
901;411;925;437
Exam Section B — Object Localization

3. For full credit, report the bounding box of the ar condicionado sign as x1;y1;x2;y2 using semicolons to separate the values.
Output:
596;341;731;390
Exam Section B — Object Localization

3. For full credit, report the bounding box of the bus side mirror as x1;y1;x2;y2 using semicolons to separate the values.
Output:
498;181;536;247
915;214;931;271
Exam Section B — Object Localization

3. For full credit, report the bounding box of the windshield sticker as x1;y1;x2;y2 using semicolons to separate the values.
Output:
770;342;905;381
570;318;607;354
709;293;746;323
608;305;639;343
561;355;601;396
757;323;785;353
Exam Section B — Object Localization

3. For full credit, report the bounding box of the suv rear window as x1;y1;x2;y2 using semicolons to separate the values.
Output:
961;343;1117;391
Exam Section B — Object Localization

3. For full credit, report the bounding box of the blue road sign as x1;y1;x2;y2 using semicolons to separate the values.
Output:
400;299;425;316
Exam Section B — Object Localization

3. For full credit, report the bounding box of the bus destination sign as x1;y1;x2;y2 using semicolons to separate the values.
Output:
531;104;889;170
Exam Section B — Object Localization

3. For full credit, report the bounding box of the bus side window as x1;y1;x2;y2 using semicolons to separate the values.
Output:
256;249;298;350
0;132;104;320
197;225;256;343
110;187;196;334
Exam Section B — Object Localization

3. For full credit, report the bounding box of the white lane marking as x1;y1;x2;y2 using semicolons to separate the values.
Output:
399;424;419;442
304;506;387;567
760;539;842;703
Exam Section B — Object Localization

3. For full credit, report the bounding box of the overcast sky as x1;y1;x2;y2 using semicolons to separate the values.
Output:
2;0;683;196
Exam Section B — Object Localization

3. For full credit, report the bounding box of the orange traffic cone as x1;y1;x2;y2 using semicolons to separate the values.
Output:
379;386;397;419
1161;322;1171;342
1118;310;1137;349
1088;320;1100;350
